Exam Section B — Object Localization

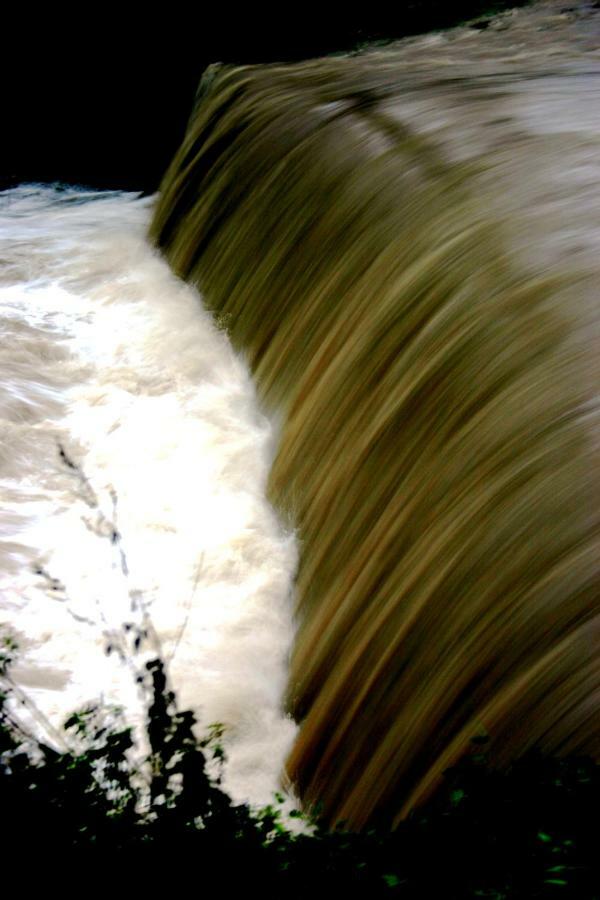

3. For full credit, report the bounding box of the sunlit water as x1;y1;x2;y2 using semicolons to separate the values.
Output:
0;184;298;807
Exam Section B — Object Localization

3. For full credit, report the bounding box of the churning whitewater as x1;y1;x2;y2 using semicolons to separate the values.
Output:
0;184;298;807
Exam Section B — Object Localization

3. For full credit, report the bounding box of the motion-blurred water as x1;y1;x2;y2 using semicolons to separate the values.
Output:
151;11;600;825
2;1;599;830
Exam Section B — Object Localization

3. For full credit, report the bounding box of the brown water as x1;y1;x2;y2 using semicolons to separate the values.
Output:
150;0;600;828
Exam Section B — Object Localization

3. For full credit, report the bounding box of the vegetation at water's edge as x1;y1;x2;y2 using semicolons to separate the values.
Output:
1;632;596;898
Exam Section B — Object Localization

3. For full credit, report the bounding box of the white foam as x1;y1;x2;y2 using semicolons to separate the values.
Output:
0;184;298;807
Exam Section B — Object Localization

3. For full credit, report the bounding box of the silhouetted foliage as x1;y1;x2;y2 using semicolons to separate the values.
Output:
1;630;597;897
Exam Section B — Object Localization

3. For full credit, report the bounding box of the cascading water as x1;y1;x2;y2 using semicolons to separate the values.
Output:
151;30;600;828
2;0;599;834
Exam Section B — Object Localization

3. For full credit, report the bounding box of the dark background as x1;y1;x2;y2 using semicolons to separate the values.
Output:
2;3;530;193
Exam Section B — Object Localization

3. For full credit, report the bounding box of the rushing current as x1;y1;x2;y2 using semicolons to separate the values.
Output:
152;5;600;829
0;184;298;807
2;1;600;833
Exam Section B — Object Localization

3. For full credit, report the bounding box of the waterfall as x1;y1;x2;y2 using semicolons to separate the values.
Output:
151;51;599;827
